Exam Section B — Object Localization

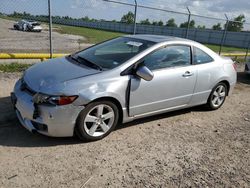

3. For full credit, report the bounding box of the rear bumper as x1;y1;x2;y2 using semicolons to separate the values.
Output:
12;79;83;137
228;81;236;96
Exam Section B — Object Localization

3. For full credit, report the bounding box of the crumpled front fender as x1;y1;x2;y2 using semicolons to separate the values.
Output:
74;77;129;107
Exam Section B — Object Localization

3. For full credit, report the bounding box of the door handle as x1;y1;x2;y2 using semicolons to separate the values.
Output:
182;71;194;77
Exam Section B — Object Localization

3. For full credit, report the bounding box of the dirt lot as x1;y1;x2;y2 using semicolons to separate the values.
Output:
0;18;92;53
0;65;249;187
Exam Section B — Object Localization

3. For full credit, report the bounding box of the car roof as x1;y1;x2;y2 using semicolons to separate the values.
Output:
124;34;220;60
125;34;193;44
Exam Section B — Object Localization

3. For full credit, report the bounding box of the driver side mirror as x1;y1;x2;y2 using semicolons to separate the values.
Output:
136;65;154;81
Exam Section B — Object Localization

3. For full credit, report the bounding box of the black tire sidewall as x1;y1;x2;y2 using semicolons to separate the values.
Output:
76;100;119;141
208;82;227;110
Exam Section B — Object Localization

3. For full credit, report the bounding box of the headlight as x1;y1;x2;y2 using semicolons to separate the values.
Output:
32;93;78;105
49;96;78;105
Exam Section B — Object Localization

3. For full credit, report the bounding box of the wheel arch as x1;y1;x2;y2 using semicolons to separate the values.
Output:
90;97;124;124
218;80;230;95
74;96;123;140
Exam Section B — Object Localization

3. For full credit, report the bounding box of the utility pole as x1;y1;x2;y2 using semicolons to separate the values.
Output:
133;0;138;35
219;14;229;55
48;0;53;58
185;7;191;38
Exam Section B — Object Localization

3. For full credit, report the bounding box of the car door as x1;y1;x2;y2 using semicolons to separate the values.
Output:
129;44;197;116
189;46;219;105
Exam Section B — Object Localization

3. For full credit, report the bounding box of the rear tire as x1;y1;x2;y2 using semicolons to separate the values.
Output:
207;82;227;110
75;100;119;141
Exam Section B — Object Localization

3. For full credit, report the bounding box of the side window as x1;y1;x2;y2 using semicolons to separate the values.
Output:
143;45;191;70
193;47;214;64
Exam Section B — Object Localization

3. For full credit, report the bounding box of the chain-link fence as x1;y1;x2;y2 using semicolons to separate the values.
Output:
0;0;50;54
0;0;249;58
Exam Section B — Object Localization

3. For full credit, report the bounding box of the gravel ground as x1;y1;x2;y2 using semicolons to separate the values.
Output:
0;18;92;53
0;65;249;187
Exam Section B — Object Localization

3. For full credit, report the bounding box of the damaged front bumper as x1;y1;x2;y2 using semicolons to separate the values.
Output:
12;79;84;137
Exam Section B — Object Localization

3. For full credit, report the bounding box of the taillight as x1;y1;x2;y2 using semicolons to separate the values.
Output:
233;63;237;71
50;96;78;105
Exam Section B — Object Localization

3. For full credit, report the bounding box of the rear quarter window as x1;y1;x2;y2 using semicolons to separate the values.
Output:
193;47;214;64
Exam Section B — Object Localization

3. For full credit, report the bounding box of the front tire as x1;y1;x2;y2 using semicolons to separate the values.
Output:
207;82;227;110
75;100;119;141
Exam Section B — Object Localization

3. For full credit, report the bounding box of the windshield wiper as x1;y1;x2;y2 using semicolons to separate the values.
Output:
68;54;80;62
70;55;102;71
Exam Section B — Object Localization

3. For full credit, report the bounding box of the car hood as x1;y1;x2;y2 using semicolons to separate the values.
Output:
24;57;101;92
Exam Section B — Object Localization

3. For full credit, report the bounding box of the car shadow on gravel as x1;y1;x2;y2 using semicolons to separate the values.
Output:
0;96;209;148
118;104;210;131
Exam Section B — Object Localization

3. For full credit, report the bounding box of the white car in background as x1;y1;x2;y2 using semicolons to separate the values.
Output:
14;20;42;32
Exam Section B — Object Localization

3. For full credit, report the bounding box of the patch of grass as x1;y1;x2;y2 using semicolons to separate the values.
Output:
0;63;33;72
54;24;124;44
0;15;19;21
205;44;246;53
232;57;247;63
57;24;247;53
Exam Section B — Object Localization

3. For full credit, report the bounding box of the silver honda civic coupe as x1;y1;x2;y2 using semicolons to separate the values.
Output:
11;35;237;141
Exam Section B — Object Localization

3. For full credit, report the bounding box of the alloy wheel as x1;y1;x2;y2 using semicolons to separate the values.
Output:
211;85;226;107
83;104;115;137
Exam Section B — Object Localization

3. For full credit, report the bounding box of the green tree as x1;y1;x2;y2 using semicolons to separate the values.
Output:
152;21;158;25
12;11;17;16
62;16;71;20
158;20;164;26
180;20;195;28
197;25;206;29
81;16;90;22
166;18;177;27
140;18;151;25
121;11;135;24
152;20;163;26
212;23;222;30
226;14;245;32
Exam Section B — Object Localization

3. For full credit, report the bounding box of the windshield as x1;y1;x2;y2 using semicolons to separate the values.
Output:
74;37;155;70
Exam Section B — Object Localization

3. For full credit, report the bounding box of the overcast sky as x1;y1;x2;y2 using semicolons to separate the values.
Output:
1;0;250;29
